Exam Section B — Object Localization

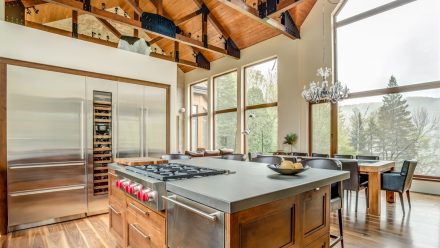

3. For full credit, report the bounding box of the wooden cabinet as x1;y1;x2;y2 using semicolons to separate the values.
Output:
109;198;125;246
225;185;330;248
126;209;166;248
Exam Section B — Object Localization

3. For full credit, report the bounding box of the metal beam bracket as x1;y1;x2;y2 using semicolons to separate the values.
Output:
196;52;210;70
281;11;300;39
82;0;91;12
225;38;240;58
201;4;209;48
72;23;78;38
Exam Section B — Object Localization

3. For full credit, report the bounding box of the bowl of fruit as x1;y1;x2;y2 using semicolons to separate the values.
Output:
267;160;310;175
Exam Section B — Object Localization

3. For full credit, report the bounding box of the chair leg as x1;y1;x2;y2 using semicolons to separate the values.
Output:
399;192;405;215
338;208;344;248
365;187;369;208
355;190;359;212
406;190;411;209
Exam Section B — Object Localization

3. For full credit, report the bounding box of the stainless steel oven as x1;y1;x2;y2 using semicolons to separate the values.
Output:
163;194;225;248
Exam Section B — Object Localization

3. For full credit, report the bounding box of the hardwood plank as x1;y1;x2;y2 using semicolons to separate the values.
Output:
62;221;88;247
0;63;6;236
44;223;69;248
75;218;106;248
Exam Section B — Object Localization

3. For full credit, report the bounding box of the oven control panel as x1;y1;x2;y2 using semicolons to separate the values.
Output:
115;178;158;204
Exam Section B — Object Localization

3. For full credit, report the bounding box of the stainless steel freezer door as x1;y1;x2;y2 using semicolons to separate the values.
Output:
117;82;144;158
143;86;167;158
8;185;87;227
7;65;86;165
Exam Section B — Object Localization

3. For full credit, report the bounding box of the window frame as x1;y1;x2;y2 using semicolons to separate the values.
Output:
189;80;209;151
308;0;440;180
212;70;238;150
243;57;279;153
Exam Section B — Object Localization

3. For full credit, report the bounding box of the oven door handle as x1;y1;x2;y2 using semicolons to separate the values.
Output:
162;195;219;222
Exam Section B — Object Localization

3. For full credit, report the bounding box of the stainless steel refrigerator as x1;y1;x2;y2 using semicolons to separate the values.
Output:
7;65;87;231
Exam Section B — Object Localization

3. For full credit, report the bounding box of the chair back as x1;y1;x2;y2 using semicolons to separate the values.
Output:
340;160;360;191
401;160;418;192
283;157;297;163
334;154;354;159
161;154;191;160
247;152;262;161
301;158;343;199
356;155;379;160
221;154;246;161
311;153;329;158
251;156;283;165
291;152;308;157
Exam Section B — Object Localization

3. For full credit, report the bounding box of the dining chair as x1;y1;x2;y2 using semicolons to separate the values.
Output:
340;160;368;212
221;154;246;161
311;153;329;158
381;160;418;214
356;155;379;160
161;154;191;160
247;152;262;161
283;156;297;163
334;154;354;159
251;156;283;165
301;158;344;248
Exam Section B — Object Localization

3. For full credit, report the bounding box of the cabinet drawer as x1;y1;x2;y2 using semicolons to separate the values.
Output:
305;234;329;248
301;186;330;246
109;200;124;246
126;197;165;233
108;170;125;201
126;210;165;248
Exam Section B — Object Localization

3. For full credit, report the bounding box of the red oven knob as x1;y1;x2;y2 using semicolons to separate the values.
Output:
140;189;156;202
128;183;140;194
115;180;121;188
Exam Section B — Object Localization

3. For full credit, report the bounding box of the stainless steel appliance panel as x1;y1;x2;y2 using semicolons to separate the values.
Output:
8;162;86;192
117;82;144;158
165;194;225;248
86;77;118;214
8;185;87;227
7;65;86;165
143;86;167;158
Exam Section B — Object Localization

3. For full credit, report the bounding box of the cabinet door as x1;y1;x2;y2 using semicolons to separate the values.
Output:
143;86;167;158
109;200;125;246
301;186;330;247
305;234;329;248
117;82;144;158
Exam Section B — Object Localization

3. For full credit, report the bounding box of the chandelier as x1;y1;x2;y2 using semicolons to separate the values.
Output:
302;67;349;103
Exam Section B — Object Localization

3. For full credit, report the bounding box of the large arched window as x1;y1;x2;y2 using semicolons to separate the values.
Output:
334;0;440;178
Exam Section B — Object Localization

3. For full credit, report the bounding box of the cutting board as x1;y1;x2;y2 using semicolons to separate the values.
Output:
114;157;168;166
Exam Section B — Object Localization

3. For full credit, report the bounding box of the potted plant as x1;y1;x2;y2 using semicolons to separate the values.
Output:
283;133;298;153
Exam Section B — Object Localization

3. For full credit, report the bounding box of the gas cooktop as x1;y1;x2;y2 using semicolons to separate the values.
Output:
125;163;227;181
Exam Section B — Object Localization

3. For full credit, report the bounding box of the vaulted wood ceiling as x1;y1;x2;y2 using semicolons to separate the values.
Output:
9;0;317;72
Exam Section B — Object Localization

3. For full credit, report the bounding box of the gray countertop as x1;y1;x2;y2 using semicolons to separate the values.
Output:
165;158;350;213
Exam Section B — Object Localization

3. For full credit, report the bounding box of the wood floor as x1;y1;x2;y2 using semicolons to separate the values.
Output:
1;192;439;248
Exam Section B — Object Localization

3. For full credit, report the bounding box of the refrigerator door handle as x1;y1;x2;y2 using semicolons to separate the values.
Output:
9;185;86;197
140;107;144;157
9;162;85;169
80;100;85;160
143;108;149;157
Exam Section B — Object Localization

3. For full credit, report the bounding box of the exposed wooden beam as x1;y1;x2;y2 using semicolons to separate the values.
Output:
150;52;206;70
148;36;163;45
72;10;78;38
43;0;238;58
155;0;163;15
174;9;201;26
96;17;122;38
214;0;297;40
267;0;305;18
25;20;118;47
123;0;142;16
133;0;139;37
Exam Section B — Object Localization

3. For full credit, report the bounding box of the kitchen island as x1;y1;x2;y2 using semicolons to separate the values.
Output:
108;158;349;248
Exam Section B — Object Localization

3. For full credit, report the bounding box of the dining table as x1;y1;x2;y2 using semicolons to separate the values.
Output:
278;155;396;216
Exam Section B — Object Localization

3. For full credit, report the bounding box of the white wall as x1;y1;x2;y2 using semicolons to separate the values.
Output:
0;1;4;21
184;0;337;153
0;21;179;152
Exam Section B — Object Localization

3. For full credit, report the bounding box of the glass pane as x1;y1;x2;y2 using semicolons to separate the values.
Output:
246;107;278;153
191;81;208;114
336;0;395;22
215;112;237;150
312;103;331;155
191;115;208;150
245;59;278;106
336;0;440;92
338;87;440;176
214;71;237;111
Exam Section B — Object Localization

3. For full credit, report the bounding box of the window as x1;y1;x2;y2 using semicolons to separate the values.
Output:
213;71;237;150
190;81;208;150
244;58;278;153
311;103;331;155
333;0;440;177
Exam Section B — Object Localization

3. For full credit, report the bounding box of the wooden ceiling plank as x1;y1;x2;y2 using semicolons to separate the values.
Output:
42;0;236;58
175;9;201;26
214;0;296;40
96;17;122;38
267;0;305;18
123;0;143;16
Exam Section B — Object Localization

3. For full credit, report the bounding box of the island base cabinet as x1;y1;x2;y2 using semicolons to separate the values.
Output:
109;199;125;246
225;185;330;248
126;209;166;248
